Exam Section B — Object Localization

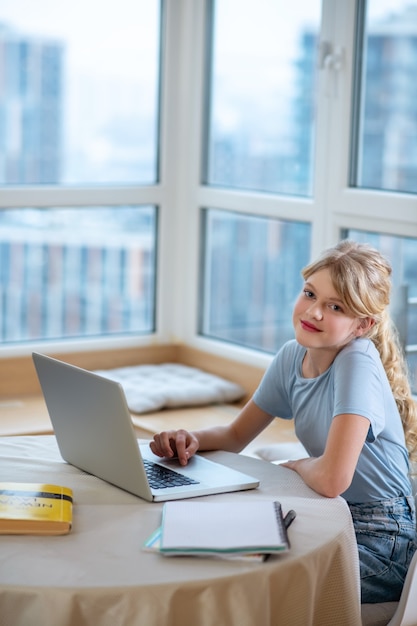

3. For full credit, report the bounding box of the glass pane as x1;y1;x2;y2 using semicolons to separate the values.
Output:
205;0;321;196
353;1;417;193
345;229;417;394
0;0;160;185
0;207;157;342
201;209;311;352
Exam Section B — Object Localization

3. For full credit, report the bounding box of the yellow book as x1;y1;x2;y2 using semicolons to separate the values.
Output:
0;482;73;535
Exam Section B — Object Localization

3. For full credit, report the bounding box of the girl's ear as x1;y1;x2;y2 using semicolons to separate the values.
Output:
355;317;375;337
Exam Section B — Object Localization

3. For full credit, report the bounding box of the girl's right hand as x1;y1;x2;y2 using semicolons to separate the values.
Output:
149;429;200;466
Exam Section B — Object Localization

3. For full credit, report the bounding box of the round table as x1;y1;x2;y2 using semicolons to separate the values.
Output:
0;435;361;626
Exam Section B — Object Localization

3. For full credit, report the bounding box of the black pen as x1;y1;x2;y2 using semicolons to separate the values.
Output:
284;509;296;529
264;510;297;562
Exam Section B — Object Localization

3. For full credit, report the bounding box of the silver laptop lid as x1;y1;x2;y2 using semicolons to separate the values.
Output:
32;353;260;501
33;352;153;500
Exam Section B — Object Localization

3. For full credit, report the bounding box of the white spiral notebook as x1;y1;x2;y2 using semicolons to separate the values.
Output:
158;500;290;556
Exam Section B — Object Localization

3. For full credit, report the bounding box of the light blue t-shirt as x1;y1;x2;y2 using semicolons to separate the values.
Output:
253;338;411;502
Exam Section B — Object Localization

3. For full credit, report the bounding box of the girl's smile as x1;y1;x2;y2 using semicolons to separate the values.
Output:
300;319;321;332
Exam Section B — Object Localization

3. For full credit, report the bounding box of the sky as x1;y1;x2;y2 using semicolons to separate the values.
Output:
0;0;159;77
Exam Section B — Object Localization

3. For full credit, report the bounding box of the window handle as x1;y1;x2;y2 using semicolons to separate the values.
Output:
318;41;345;97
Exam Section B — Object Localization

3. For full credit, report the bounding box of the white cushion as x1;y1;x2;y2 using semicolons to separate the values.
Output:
94;363;245;414
254;442;308;462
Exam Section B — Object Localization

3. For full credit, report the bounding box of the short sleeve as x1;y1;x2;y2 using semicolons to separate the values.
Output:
253;342;298;419
333;343;386;441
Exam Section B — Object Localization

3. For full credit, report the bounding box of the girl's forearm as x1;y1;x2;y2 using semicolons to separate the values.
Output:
192;400;274;455
191;424;245;454
283;456;352;498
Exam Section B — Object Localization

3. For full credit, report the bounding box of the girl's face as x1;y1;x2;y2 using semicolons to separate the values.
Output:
292;268;366;353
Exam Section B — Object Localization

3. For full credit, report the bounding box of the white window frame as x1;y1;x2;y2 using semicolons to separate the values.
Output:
167;0;417;370
0;0;416;370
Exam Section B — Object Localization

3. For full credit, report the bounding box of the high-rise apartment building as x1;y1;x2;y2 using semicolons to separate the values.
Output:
0;23;63;184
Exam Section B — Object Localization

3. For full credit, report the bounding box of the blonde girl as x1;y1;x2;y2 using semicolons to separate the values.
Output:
150;240;417;603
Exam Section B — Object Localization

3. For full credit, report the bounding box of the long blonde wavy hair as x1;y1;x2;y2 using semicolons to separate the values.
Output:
302;240;417;461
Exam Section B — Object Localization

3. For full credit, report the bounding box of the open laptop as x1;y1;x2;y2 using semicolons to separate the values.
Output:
32;353;259;502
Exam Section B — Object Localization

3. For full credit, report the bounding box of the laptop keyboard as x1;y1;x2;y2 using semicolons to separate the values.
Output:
143;459;200;490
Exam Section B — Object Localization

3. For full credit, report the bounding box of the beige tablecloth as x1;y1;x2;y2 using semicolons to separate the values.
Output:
0;435;361;626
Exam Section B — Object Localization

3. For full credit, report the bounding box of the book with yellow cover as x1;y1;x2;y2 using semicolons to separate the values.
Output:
0;482;73;535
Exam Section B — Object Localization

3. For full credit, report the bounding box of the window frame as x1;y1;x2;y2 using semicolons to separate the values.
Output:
179;0;417;369
0;1;167;357
0;0;416;374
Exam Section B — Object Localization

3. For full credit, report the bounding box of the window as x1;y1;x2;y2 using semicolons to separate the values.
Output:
1;1;417;378
0;0;160;185
344;0;417;390
0;0;160;347
199;0;321;357
352;0;417;194
197;0;417;376
0;206;157;343
205;0;321;196
344;229;417;394
201;209;310;352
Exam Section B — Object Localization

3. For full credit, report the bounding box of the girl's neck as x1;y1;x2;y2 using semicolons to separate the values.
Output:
302;348;338;378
